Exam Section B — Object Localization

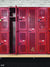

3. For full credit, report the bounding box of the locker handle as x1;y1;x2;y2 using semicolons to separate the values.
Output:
28;31;31;32
19;19;22;20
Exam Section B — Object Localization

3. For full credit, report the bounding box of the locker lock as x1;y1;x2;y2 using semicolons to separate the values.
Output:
38;19;41;22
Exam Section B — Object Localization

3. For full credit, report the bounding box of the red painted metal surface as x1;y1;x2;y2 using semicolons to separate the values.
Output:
16;7;49;54
0;7;9;54
17;31;27;54
48;8;50;54
38;31;47;54
17;7;27;31
27;8;37;53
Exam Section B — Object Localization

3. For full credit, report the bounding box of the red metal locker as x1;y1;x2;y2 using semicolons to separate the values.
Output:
18;7;27;31
38;31;47;53
48;31;50;53
18;7;27;20
47;8;50;53
0;8;9;31
28;31;37;53
38;19;47;31
28;8;37;53
28;8;36;31
0;32;9;54
0;7;9;54
37;8;47;30
38;8;47;20
17;31;27;54
18;20;27;31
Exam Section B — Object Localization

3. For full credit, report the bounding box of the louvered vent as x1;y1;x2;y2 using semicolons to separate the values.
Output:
2;10;7;16
39;45;45;52
1;22;8;28
1;33;7;40
20;22;26;28
29;9;35;28
39;9;45;17
39;33;45;40
2;45;7;52
20;45;26;52
30;33;35;52
39;22;45;29
20;9;26;17
48;9;50;28
20;33;26;40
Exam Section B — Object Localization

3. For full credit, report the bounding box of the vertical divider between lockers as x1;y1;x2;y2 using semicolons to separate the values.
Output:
47;8;50;54
8;7;10;54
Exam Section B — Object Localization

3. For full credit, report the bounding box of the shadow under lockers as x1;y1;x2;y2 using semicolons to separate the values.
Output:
16;7;50;54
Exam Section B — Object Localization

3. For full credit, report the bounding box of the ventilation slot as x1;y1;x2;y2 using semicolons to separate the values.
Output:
39;33;45;40
29;9;35;28
20;33;26;40
39;45;45;52
20;22;26;28
39;22;45;29
39;9;45;17
1;33;7;40
30;33;35;52
20;9;26;17
2;10;7;16
20;45;26;52
2;45;7;52
1;22;8;28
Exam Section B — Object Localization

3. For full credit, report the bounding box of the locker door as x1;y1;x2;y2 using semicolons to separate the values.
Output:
18;31;27;54
38;20;47;31
0;32;9;54
38;8;46;20
48;8;50;53
18;20;27;31
18;8;27;20
28;8;36;31
38;32;46;53
28;31;36;53
48;31;50;53
48;8;50;29
38;8;47;31
18;8;27;31
0;8;9;31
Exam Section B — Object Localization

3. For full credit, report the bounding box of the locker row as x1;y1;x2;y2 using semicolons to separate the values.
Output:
0;7;50;54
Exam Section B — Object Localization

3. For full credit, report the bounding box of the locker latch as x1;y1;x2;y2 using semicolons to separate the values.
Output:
19;19;22;20
38;19;41;22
